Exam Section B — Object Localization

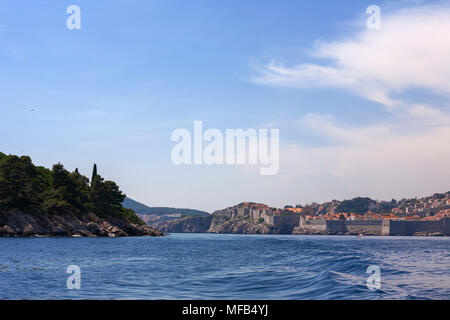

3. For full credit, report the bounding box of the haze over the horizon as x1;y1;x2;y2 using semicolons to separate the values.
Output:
1;0;450;212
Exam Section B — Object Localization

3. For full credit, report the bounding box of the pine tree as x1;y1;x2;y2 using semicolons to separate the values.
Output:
91;163;97;183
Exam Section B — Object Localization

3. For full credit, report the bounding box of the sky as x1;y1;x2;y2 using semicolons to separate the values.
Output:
1;0;450;212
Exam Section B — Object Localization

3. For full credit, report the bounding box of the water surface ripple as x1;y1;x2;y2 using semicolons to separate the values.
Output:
0;234;449;299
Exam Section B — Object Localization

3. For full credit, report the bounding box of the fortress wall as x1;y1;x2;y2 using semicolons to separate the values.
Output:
325;220;347;234
306;220;327;226
253;209;449;235
272;215;300;227
388;219;445;236
344;220;383;225
344;220;383;235
250;210;261;220
301;220;327;232
271;215;301;233
264;215;274;225
407;220;443;235
323;220;383;235
324;219;448;236
382;220;391;236
297;217;448;235
388;220;406;236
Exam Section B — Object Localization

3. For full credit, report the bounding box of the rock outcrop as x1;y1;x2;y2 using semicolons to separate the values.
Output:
0;209;163;237
152;215;278;234
153;215;213;233
207;216;277;234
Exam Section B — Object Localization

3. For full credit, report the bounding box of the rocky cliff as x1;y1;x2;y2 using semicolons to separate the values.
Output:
0;209;163;237
207;216;277;234
152;215;278;234
153;215;213;233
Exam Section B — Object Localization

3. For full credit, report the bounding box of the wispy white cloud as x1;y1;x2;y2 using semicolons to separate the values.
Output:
299;113;393;144
252;4;450;110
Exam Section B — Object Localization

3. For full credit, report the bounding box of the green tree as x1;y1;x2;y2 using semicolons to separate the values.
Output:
91;163;97;183
0;155;41;209
89;175;126;217
42;163;90;214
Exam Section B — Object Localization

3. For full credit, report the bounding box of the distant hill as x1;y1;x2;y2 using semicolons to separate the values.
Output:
122;197;210;216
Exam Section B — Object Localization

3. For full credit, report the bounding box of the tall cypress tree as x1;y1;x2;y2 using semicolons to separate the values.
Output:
91;163;97;183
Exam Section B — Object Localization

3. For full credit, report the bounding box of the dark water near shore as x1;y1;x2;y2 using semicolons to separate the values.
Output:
0;233;449;299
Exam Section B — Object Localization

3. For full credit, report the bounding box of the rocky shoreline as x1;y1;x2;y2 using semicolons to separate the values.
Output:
0;209;163;237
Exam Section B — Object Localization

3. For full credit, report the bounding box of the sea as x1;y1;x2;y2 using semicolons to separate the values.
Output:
0;233;449;299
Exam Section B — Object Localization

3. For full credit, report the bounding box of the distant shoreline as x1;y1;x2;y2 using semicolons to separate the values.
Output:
150;214;450;237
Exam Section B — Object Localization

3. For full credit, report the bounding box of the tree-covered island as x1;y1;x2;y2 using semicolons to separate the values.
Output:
0;152;162;237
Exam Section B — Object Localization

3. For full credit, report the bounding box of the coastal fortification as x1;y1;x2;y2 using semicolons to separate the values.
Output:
214;203;300;234
153;201;450;236
295;216;449;236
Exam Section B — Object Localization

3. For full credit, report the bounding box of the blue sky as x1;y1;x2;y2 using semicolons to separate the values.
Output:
1;0;450;211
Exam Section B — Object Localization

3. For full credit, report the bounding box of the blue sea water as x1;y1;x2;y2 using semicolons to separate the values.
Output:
0;233;449;300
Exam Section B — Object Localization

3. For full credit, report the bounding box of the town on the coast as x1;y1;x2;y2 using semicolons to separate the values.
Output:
211;193;450;236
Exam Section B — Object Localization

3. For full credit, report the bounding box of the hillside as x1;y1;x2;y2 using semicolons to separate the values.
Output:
0;152;162;237
122;197;209;216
